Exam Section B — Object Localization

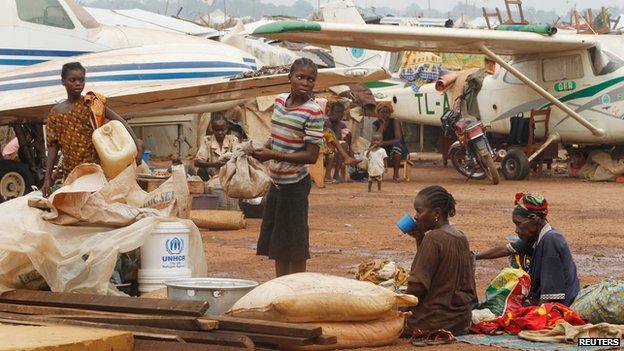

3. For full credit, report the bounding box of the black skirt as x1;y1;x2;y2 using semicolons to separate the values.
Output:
257;175;311;261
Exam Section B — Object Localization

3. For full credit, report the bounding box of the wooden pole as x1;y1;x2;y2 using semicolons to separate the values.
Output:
419;124;424;152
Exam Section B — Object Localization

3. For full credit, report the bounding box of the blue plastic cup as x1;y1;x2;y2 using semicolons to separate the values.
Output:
142;150;151;164
396;214;417;234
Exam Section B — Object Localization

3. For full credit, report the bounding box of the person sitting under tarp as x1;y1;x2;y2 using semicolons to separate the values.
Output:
372;102;409;182
195;115;239;182
476;192;580;306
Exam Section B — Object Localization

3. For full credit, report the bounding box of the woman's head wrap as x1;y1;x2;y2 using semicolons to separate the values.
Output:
375;101;394;115
513;192;548;220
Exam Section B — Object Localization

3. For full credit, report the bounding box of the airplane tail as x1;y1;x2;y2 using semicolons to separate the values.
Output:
321;0;388;69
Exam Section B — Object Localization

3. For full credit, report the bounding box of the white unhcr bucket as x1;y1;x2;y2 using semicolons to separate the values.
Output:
138;268;192;293
138;221;192;293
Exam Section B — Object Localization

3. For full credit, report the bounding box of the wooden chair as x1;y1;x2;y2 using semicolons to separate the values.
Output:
386;159;413;181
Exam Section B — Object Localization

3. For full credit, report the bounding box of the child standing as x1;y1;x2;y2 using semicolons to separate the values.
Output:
252;58;324;277
366;132;387;192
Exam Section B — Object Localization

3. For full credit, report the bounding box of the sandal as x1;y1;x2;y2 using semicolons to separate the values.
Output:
409;329;456;347
426;330;456;346
409;328;431;347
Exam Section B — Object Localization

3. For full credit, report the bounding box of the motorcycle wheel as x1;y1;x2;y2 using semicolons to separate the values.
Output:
478;152;500;185
449;146;486;180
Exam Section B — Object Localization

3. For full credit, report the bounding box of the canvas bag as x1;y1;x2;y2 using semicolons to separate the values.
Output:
30;163;190;226
228;272;418;323
219;141;271;199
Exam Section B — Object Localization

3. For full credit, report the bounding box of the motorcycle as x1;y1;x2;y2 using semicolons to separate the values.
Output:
440;105;500;185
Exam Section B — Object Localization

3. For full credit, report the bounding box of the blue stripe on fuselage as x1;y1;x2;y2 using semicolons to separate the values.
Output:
0;61;255;83
0;48;89;57
0;70;246;91
0;59;48;66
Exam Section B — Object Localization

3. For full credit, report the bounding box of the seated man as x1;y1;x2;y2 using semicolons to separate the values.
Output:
476;192;580;306
195;115;239;182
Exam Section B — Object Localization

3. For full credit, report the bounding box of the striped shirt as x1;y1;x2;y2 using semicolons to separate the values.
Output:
269;93;324;184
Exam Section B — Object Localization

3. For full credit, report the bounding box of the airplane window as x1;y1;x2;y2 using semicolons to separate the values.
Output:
503;60;537;85
589;47;624;76
542;55;583;82
16;0;75;29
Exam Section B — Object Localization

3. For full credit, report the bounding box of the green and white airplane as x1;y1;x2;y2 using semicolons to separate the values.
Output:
250;4;624;180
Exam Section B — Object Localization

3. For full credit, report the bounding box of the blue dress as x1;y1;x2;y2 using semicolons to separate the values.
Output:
511;228;580;306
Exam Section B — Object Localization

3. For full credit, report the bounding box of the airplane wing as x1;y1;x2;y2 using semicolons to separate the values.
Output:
250;21;597;56
0;44;389;124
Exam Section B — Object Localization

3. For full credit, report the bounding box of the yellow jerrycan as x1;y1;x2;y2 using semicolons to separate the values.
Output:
92;120;137;179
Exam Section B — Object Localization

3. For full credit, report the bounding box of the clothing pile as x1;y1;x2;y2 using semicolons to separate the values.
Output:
472;268;586;335
355;260;409;289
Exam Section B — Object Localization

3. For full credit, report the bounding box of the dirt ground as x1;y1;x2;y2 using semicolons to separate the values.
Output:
202;156;624;350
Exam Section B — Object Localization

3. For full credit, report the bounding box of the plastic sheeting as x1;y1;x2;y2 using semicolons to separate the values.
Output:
0;195;207;295
0;164;207;295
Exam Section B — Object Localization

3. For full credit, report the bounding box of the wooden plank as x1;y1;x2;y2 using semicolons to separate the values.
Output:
195;319;219;331
0;312;253;348
0;317;182;342
315;335;338;345
134;339;252;351
214;330;314;347
0;323;134;351
0;290;209;317
206;315;322;339
0;302;163;318
43;314;213;331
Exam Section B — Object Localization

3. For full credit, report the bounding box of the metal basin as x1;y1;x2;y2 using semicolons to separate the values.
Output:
164;278;258;315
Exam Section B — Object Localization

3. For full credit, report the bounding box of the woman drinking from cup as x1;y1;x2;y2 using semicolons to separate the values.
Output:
402;185;477;345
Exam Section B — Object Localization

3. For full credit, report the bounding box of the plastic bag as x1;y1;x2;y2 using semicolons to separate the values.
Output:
479;268;531;316
0;195;207;295
228;272;418;322
219;141;271;199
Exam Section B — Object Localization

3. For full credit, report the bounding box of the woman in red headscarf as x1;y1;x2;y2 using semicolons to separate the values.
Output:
476;192;580;306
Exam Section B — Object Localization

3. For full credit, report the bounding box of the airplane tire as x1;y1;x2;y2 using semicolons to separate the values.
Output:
0;160;34;201
501;149;530;180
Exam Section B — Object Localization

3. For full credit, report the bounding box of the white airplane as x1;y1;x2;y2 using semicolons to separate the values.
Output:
250;12;624;181
0;0;389;199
